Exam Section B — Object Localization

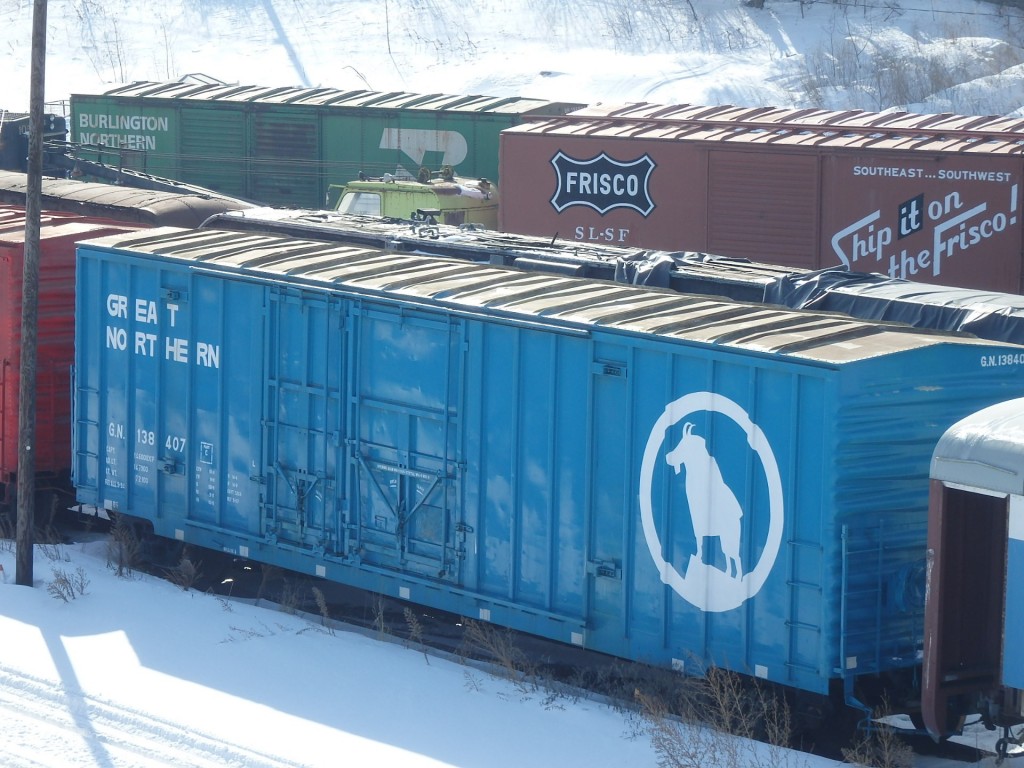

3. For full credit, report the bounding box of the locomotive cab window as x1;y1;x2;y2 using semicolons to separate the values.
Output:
337;191;381;217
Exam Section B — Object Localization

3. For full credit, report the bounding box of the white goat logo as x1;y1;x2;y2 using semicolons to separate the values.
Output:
664;422;744;579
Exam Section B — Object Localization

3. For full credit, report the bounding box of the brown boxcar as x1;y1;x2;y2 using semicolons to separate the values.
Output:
0;206;140;509
499;104;1024;293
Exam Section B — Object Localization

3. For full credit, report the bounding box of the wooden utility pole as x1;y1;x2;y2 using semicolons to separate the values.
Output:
16;0;48;587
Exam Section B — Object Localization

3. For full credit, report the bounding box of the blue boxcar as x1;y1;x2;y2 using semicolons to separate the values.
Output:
73;228;1024;697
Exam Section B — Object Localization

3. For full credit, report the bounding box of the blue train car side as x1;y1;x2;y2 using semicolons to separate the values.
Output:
73;228;1024;699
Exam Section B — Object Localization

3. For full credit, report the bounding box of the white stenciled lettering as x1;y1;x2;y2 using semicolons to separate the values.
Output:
938;169;1013;183
573;225;631;243
565;171;640;197
831;184;1019;280
981;352;1024;367
77;133;158;151
831;210;886;269
899;197;924;237
101;293;219;368
134;331;158;356
165;337;189;363
78;114;170;131
196;342;220;368
853;165;924;178
106;294;128;318
135;299;158;324
931;202;990;275
106;326;127;350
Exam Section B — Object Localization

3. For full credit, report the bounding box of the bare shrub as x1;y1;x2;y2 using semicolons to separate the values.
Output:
841;702;914;768
796;4;1024;113
276;577;302;615
71;566;89;596
371;593;390;638
635;688;724;768
38;540;69;563
312;586;335;635
403;606;422;643
635;664;809;768
166;550;201;591
47;567;88;602
47;570;75;602
107;517;141;578
460;618;538;694
403;606;429;662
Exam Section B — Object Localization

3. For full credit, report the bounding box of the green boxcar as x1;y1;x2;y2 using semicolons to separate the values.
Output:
70;81;583;209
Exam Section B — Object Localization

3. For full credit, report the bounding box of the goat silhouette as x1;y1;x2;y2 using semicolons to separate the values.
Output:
664;422;744;579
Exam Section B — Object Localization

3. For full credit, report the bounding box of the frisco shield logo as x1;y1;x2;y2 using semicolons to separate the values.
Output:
639;393;784;613
550;151;655;215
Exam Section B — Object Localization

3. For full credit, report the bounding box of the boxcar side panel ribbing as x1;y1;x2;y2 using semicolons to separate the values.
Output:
251;108;321;206
0;211;139;504
180;106;248;199
72;228;1024;698
499;117;1024;293
71;83;584;208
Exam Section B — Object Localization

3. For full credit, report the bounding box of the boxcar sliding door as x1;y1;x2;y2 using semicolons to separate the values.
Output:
261;287;345;555
346;303;466;582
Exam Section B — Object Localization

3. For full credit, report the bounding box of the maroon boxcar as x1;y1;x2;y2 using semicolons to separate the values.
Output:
0;206;140;509
499;104;1024;293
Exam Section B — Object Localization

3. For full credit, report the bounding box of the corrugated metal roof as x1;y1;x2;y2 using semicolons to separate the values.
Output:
0;171;250;227
0;205;77;231
79;227;999;364
572;102;1024;133
514;102;1024;155
79;81;583;115
0;205;129;241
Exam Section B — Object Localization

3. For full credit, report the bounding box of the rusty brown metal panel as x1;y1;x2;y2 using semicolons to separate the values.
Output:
498;128;709;251
503;112;1024;291
706;150;820;268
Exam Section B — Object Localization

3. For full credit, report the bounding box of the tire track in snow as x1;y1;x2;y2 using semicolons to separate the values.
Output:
0;663;310;768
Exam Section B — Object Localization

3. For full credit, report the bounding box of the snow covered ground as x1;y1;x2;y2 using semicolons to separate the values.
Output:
0;534;845;768
0;532;1015;768
0;535;655;768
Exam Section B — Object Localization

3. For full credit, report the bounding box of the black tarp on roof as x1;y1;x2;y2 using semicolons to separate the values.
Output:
765;269;1024;345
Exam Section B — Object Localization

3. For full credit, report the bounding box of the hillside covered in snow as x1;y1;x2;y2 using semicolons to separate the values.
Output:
3;0;1024;118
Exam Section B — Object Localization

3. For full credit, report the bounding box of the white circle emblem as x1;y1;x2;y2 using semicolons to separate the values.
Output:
638;393;784;613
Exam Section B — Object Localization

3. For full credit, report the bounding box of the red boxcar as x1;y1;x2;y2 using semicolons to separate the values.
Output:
499;104;1024;293
0;206;140;509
